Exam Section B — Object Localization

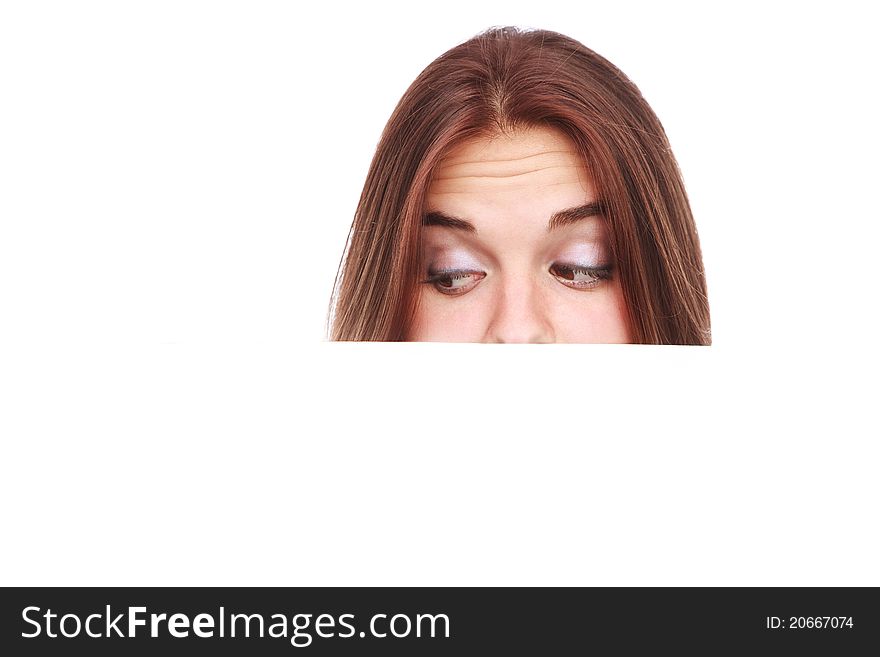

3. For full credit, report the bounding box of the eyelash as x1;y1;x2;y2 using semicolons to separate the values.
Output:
422;270;486;296
422;264;613;296
548;263;613;290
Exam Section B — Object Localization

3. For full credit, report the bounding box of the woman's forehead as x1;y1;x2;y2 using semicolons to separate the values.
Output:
427;126;593;198
425;126;596;236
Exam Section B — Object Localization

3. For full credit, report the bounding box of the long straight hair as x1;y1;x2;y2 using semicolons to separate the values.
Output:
329;27;711;344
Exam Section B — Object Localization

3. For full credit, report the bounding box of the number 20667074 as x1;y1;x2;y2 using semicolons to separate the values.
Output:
766;617;853;629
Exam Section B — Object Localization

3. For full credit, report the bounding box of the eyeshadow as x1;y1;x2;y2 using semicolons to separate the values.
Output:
421;238;484;269
554;241;607;266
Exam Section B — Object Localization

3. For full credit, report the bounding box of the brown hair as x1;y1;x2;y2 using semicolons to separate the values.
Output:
328;26;710;344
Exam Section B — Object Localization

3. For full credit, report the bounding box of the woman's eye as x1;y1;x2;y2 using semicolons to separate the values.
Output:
549;263;612;289
424;270;486;296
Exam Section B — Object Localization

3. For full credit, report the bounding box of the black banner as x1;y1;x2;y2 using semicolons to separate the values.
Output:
1;587;876;655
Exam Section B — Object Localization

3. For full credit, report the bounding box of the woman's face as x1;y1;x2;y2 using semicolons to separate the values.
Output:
408;126;632;343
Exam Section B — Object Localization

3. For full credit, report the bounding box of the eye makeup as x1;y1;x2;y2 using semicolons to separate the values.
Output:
419;204;620;300
548;262;613;289
419;242;488;295
553;240;608;267
422;268;486;295
545;236;613;287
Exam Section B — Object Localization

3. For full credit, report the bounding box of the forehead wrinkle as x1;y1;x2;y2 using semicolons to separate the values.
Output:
428;174;588;196
435;153;583;178
432;163;583;181
423;127;597;240
438;149;577;167
430;127;590;196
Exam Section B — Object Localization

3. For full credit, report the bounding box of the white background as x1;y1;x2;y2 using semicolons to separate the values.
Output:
1;1;877;585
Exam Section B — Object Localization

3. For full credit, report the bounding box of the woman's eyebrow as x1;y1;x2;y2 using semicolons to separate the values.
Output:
423;210;476;232
546;201;605;230
423;201;605;233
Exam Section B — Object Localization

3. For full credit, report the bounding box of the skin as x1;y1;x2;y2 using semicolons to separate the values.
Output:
407;126;632;343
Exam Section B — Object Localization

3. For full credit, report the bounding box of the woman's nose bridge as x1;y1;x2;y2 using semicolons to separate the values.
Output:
488;272;553;342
